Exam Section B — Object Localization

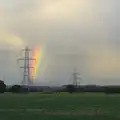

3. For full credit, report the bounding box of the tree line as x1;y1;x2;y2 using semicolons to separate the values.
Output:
1;81;120;94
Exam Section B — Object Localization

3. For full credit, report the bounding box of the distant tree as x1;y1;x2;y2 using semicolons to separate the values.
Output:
105;87;120;94
9;85;29;93
0;80;6;93
9;85;21;93
66;85;76;93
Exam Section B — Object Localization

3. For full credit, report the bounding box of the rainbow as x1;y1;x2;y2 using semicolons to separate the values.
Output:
31;46;43;80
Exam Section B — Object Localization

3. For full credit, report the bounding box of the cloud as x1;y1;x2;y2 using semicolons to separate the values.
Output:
35;0;92;21
0;0;120;85
0;31;25;49
87;47;120;76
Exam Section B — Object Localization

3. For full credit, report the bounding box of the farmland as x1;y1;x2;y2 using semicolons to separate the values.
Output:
0;93;120;120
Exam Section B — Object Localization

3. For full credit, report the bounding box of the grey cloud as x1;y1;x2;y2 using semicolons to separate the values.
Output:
0;0;120;85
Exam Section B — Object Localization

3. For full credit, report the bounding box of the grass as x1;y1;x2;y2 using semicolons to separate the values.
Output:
0;92;120;120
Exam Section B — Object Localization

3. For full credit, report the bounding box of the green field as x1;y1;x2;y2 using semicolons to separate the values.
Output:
0;93;120;120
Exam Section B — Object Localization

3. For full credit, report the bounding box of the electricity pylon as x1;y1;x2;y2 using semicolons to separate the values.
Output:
73;68;81;87
18;46;35;86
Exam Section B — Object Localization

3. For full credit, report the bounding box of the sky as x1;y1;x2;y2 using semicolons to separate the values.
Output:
0;0;120;85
